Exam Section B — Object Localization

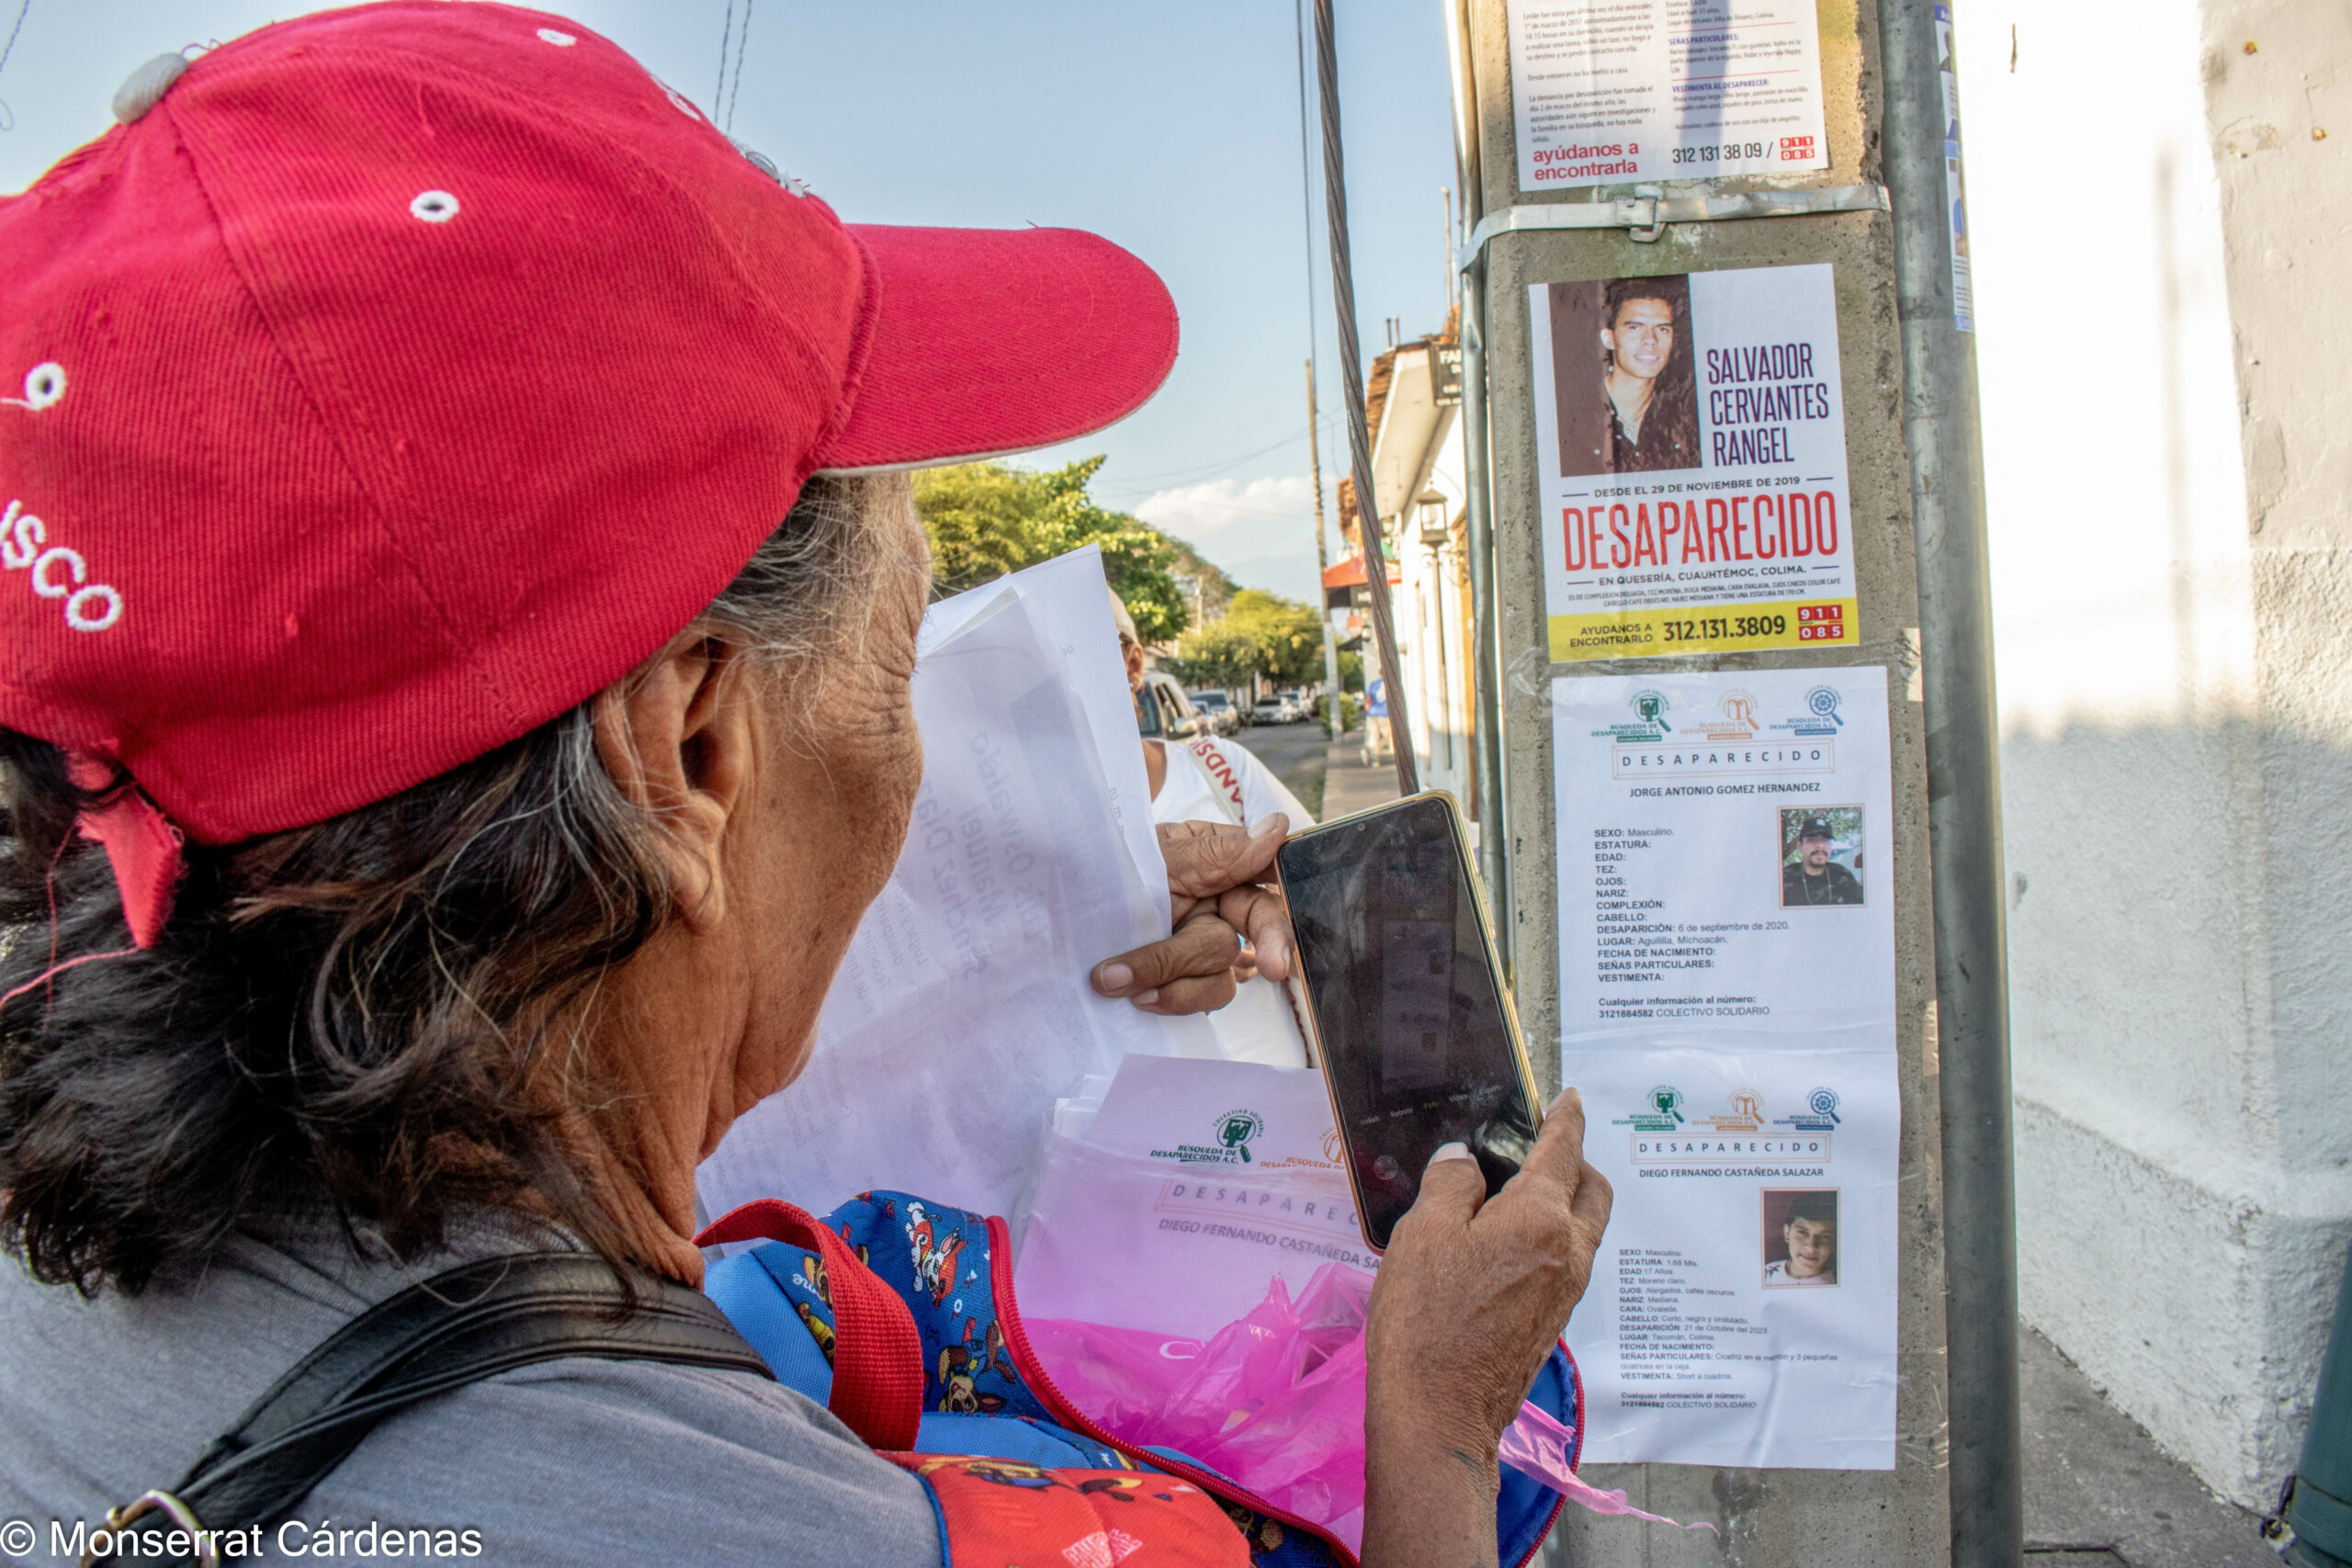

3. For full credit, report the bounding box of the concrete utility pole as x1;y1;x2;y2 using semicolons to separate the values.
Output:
1451;0;1996;1560
1305;359;1345;743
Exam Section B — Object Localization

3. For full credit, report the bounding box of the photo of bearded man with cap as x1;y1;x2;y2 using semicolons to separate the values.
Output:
1781;811;1864;908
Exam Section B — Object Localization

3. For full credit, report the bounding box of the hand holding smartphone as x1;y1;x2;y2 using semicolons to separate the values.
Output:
1274;793;1544;1251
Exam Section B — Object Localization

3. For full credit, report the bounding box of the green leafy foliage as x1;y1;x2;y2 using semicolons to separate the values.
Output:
1337;648;1365;694
912;457;1190;643
1169;589;1328;690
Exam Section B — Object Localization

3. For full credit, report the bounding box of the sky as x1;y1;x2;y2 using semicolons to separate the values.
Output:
0;1;1464;604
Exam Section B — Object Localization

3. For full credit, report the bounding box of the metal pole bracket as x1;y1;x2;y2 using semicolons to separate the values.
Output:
1457;181;1891;269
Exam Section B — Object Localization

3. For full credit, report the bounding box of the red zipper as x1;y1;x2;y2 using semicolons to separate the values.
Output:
986;1215;1363;1566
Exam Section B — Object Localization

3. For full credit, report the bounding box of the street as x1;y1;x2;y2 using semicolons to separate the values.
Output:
1221;718;1330;819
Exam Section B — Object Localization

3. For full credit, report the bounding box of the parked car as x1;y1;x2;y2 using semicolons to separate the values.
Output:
1250;697;1293;726
1137;671;1205;739
1188;690;1240;736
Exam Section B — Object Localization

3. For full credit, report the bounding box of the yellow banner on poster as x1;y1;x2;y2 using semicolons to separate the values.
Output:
1549;596;1858;661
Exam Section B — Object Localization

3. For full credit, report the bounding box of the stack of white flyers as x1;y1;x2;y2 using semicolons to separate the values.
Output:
698;547;1217;1227
1552;665;1897;1470
1016;1055;1371;1341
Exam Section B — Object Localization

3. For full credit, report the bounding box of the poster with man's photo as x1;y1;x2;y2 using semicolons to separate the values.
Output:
1550;665;1896;1043
1530;263;1857;661
1559;1046;1898;1469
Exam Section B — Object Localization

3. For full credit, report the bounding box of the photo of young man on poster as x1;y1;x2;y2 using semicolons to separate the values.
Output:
1548;274;1702;477
1764;1190;1839;1287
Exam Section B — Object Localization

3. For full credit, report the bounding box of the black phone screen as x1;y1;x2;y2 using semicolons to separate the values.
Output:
1276;795;1539;1250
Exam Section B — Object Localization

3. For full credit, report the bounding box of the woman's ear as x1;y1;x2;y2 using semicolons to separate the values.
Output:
592;628;759;931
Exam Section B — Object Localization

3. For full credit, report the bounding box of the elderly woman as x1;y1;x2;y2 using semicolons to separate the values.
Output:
0;7;1609;1566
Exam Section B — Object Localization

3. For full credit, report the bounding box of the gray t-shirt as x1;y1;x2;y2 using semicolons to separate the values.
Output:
0;1219;943;1565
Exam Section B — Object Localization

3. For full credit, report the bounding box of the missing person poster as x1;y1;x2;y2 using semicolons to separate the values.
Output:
1551;665;1895;1044
1506;0;1828;191
1530;264;1856;661
1560;1046;1899;1469
1549;666;1898;1467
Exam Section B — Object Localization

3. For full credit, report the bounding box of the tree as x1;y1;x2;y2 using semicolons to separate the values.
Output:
912;457;1190;643
1168;589;1328;690
1166;622;1261;691
1162;538;1239;626
1221;590;1326;686
1337;648;1365;694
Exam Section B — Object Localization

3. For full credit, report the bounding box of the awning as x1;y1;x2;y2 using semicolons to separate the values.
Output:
1321;555;1402;590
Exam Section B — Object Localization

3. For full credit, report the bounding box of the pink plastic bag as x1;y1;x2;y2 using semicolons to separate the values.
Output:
1027;1263;1377;1548
1028;1262;1714;1551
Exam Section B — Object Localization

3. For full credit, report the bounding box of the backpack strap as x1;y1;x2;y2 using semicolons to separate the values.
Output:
696;1198;925;1450
103;1252;770;1559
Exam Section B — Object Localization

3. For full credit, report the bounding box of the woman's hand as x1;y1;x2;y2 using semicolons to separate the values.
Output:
1088;818;1294;1016
1360;1091;1613;1568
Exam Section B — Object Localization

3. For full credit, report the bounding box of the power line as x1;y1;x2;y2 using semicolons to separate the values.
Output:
0;0;32;132
1292;0;1319;396
711;0;733;120
1093;421;1318;491
725;0;753;132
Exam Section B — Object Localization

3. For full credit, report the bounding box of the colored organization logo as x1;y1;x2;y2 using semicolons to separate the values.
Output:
1612;1085;1688;1134
1690;688;1759;741
1770;683;1847;739
1692;1088;1766;1134
1593;689;1675;744
1145;1107;1269;1165
1774;1088;1843;1133
1216;1108;1265;1163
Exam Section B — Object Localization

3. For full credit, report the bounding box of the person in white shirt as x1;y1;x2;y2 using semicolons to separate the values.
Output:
1114;593;1313;1067
1763;1194;1838;1286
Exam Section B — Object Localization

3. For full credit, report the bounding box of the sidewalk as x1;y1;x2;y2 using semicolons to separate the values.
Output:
2022;1325;2276;1565
1321;729;1402;819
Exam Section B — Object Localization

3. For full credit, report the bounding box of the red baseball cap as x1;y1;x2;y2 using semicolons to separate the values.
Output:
0;2;1177;915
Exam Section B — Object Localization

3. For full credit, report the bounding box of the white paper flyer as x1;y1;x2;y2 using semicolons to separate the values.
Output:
1561;1046;1898;1470
1530;263;1856;661
1551;665;1894;1044
1551;666;1898;1468
1507;0;1829;190
697;548;1216;1225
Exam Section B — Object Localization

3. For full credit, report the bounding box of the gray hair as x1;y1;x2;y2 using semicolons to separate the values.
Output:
0;472;916;1294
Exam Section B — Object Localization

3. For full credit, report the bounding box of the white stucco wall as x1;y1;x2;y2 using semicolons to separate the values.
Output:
1962;0;2352;1509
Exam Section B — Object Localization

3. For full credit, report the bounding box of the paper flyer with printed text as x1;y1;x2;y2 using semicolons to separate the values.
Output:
1531;263;1856;661
1550;667;1897;1468
1507;0;1829;190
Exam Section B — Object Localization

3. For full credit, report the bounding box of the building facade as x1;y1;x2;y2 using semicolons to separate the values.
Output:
1325;316;1484;816
1965;0;2352;1510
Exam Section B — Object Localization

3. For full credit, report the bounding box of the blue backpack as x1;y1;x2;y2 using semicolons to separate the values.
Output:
700;1190;1583;1567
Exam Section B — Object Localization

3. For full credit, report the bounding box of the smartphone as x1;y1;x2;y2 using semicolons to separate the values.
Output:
1274;791;1544;1252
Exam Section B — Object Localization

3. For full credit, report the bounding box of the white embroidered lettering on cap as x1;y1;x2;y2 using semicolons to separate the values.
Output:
409;190;458;223
0;499;125;633
0;499;40;569
2;362;63;410
30;545;84;598
536;28;576;46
